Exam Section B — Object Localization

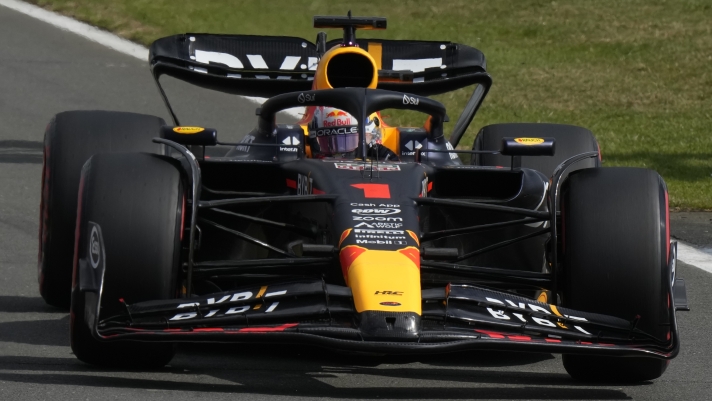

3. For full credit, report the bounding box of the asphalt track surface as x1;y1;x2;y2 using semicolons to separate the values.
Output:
1;4;711;400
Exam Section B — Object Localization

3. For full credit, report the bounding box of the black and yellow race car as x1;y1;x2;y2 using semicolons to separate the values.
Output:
38;14;688;382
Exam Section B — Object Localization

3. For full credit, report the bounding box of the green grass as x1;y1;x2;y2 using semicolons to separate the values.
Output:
27;0;712;208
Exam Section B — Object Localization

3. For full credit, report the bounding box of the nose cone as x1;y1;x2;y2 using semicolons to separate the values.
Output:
339;246;422;315
339;245;423;341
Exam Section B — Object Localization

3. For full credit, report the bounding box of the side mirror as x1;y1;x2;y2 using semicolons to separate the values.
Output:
500;137;555;156
160;126;218;146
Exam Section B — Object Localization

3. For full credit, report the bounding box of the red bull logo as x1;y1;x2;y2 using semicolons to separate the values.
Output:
322;109;352;127
326;110;349;118
322;118;352;127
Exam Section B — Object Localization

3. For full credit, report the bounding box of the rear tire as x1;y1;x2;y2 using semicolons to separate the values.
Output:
562;167;670;382
70;153;182;367
472;123;600;177
468;123;600;274
39;111;165;308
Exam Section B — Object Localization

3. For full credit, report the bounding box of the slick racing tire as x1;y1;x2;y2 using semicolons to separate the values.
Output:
472;123;600;178
561;167;670;382
39;111;165;308
70;153;182;367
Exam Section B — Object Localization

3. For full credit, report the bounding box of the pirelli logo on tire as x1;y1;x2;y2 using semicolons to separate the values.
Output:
79;221;105;292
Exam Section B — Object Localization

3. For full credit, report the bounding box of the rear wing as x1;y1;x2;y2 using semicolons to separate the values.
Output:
149;34;487;97
150;34;492;146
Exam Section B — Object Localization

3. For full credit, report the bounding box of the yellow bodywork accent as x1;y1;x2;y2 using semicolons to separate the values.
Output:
301;125;312;158
380;126;400;156
347;249;421;314
314;46;378;90
550;304;568;329
256;286;267;299
367;42;383;70
537;291;548;303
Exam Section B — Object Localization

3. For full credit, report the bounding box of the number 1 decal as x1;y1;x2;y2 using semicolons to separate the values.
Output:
351;184;390;199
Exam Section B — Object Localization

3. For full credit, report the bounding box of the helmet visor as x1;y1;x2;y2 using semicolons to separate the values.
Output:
316;130;359;154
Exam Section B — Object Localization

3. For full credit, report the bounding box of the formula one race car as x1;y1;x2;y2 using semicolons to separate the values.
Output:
38;14;688;382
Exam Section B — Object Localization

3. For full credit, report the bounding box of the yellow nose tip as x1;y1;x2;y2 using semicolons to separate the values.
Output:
341;246;422;314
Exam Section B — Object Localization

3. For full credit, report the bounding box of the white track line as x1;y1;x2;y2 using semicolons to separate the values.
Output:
677;241;712;274
3;0;712;274
0;0;302;118
0;0;147;59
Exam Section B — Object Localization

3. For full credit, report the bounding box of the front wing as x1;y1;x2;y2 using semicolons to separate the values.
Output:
93;279;681;359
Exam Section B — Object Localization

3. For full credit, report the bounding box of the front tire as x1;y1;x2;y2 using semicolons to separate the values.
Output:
70;153;182;367
562;167;670;382
39;111;165;308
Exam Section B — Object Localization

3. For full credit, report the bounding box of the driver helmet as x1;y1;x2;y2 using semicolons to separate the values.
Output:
312;107;382;156
313;106;359;155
